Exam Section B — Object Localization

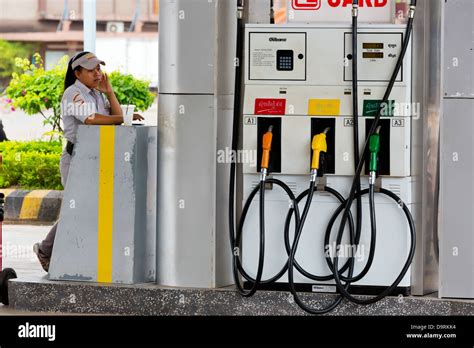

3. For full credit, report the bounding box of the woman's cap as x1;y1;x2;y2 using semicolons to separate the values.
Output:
71;53;106;70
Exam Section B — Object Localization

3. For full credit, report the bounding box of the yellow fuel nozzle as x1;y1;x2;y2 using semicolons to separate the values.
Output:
311;128;330;171
261;126;274;171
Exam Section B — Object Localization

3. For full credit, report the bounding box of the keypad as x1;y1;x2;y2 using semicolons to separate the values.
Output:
277;50;294;71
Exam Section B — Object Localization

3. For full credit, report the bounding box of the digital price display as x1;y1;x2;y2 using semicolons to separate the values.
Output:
363;43;384;49
363;52;384;59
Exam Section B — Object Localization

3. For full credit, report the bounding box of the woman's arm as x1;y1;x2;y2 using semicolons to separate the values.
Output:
84;113;145;125
98;73;123;116
105;90;123;116
85;113;123;125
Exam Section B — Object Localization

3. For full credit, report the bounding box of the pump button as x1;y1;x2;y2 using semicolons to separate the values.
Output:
277;50;294;71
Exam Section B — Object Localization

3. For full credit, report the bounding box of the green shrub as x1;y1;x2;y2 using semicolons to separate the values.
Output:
108;71;155;111
0;140;62;190
0;40;38;86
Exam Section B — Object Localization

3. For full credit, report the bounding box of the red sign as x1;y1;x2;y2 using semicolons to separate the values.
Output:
328;0;388;7
254;99;287;115
292;0;321;10
292;0;388;10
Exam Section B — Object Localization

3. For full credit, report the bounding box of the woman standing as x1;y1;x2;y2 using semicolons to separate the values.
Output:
33;51;144;271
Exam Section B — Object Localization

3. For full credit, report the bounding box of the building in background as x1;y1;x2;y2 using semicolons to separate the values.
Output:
0;0;158;88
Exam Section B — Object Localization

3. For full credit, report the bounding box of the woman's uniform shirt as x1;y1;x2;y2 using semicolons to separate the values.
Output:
61;79;111;144
59;79;111;186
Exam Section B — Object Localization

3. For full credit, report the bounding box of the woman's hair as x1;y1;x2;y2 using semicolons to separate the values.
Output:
64;51;91;91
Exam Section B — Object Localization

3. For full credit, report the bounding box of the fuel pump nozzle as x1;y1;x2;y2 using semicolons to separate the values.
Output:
260;126;274;181
369;126;382;185
311;127;330;182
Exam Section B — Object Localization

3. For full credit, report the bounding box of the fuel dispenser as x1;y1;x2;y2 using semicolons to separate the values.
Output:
229;0;419;314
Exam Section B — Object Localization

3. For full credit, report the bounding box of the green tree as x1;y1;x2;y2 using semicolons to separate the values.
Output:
0;40;37;91
6;53;66;135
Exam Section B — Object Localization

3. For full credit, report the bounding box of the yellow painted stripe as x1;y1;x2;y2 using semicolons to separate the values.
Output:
19;190;51;220
97;126;115;283
0;189;16;198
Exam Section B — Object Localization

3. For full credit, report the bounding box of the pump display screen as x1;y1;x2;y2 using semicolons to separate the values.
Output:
363;52;384;59
363;43;384;49
277;50;294;71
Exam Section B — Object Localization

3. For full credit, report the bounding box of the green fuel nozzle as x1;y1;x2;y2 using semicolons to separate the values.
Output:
369;126;382;174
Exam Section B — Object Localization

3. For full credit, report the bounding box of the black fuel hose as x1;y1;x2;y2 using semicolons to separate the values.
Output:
283;186;356;282
330;187;416;304
229;0;250;296
351;0;364;278
286;182;355;314
322;184;376;283
235;178;301;287
330;1;417;304
270;0;275;24
284;181;414;313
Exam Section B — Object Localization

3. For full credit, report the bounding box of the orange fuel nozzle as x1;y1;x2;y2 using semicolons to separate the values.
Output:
261;126;274;170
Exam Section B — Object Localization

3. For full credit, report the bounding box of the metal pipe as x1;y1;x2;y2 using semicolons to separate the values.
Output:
83;0;97;53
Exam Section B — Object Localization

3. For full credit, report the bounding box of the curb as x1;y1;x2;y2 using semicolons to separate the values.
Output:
0;189;63;223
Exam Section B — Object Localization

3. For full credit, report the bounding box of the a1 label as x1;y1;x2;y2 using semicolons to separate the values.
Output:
245;116;257;125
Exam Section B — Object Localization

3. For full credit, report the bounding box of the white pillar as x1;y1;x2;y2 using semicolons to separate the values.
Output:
83;0;97;53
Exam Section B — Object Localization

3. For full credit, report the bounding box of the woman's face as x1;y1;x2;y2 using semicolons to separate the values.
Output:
75;64;102;89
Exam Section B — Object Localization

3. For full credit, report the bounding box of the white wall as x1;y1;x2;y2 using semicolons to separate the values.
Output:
45;50;68;71
97;37;158;88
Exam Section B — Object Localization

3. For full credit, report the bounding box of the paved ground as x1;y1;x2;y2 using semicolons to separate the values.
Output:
2;224;50;277
1;224;52;315
0;224;108;316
